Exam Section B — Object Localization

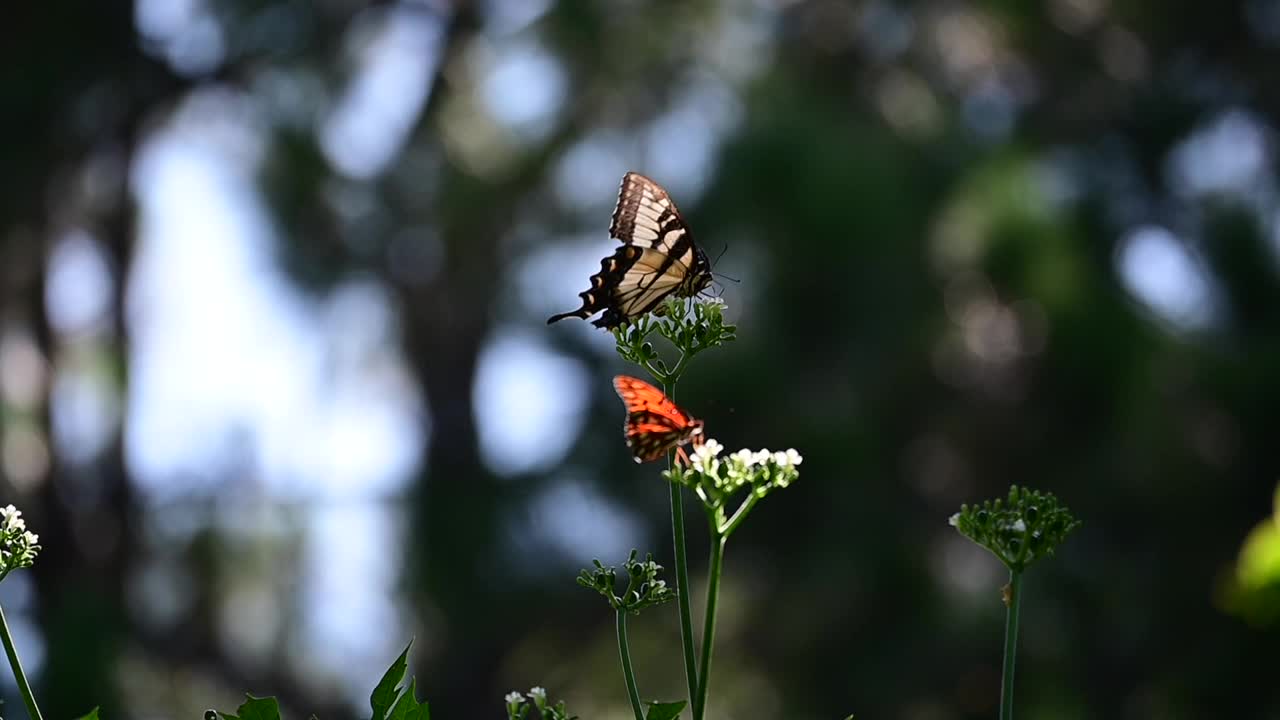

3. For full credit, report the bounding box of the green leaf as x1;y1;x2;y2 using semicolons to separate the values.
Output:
644;700;687;720
236;695;282;720
371;641;414;720
388;676;431;720
73;707;101;720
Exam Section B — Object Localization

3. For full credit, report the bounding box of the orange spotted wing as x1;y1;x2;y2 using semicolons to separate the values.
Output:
612;375;705;463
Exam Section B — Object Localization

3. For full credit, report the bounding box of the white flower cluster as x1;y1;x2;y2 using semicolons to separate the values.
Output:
723;447;803;468
505;686;561;719
684;440;804;493
1;504;41;574
505;687;547;707
690;439;725;475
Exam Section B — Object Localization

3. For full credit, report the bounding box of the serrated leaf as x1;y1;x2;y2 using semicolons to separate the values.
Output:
371;641;414;720
644;700;686;720
236;695;282;720
388;677;431;720
73;707;101;720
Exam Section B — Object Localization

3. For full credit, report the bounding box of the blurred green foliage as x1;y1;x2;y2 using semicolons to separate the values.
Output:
1;1;1279;719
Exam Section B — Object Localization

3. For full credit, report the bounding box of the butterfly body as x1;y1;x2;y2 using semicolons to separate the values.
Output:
612;375;704;463
549;172;713;328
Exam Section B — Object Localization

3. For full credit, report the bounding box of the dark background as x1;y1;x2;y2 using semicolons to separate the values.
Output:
1;1;1278;718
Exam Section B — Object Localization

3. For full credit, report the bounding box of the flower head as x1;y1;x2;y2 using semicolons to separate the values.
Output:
0;504;41;576
664;443;804;536
691;438;723;462
691;438;723;474
950;485;1081;574
577;549;674;614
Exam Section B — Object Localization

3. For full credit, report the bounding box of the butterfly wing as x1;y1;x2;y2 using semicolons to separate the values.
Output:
624;411;688;462
610;172;711;300
547;173;712;328
610;172;692;253
612;375;701;463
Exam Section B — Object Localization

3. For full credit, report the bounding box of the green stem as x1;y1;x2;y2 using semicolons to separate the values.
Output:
0;601;44;720
693;533;726;720
643;359;668;385
615;611;645;720
667;352;692;384
720;494;760;537
663;380;699;709
999;570;1023;720
669;467;699;710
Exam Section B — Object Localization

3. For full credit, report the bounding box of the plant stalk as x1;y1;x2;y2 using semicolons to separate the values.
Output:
0;601;44;720
669;467;700;710
999;570;1023;720
720;494;760;537
693;533;726;720
615;611;645;720
664;380;700;709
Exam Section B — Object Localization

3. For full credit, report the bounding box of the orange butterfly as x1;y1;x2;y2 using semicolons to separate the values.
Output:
612;375;705;463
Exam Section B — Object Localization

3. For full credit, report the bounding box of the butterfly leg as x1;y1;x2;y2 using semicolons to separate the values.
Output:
676;446;691;466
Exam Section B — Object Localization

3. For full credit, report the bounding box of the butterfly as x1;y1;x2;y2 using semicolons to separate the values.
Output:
612;375;705;463
548;172;714;329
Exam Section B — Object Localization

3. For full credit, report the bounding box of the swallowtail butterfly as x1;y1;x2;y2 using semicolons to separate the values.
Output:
548;172;713;328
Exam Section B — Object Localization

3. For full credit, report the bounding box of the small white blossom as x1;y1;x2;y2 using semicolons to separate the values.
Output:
693;439;723;460
752;449;772;465
528;687;546;700
731;448;754;466
691;439;723;475
1011;519;1027;533
505;691;524;704
773;451;789;466
0;504;41;573
785;449;803;466
0;505;20;533
948;513;960;527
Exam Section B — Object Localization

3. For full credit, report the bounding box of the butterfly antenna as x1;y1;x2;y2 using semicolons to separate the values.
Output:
711;245;739;284
713;241;729;267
